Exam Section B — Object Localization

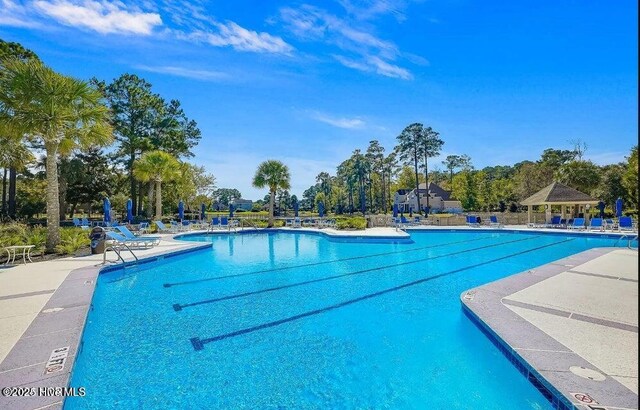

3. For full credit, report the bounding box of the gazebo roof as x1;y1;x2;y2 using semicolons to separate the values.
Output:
521;182;598;206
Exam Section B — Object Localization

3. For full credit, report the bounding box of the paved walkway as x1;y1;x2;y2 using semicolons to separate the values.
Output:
462;248;638;409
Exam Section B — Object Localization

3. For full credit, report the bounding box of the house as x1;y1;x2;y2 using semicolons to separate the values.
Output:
230;198;253;211
394;183;462;213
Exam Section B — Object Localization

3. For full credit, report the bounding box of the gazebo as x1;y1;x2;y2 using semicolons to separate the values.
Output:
521;182;599;224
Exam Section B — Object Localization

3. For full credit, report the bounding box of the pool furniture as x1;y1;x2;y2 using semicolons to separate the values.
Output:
220;217;238;231
545;216;562;228
587;218;603;231
489;215;503;228
106;232;157;249
81;218;90;228
293;217;301;228
114;226;161;245
155;221;178;233
138;222;150;234
603;219;616;231
3;245;35;265
567;218;586;230
618;216;635;232
209;217;221;231
466;215;480;227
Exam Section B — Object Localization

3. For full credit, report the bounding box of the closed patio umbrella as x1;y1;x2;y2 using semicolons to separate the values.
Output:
126;199;133;223
318;201;325;218
392;203;398;218
229;204;234;218
200;203;206;220
103;197;111;224
293;199;299;217
597;201;605;218
615;197;623;218
178;200;184;221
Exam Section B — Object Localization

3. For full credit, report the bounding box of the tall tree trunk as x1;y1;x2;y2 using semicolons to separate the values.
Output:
1;168;6;217
69;203;77;220
268;188;275;227
130;152;137;215
423;153;430;210
381;171;386;214
8;167;17;219
148;182;154;215
137;181;144;216
155;180;162;219
413;151;421;216
58;174;67;222
45;143;60;252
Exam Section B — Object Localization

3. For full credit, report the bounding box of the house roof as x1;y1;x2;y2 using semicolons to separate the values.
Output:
396;183;452;201
520;181;598;206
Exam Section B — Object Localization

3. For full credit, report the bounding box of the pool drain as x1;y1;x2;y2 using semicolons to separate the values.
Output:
569;366;606;381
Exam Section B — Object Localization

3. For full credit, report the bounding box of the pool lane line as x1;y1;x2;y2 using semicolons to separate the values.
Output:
163;234;502;288
190;237;575;350
175;235;540;312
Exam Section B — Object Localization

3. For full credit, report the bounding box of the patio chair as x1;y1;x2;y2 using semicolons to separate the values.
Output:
106;231;157;249
603;219;616;231
587;218;603;232
155;220;177;233
73;217;81;227
489;215;503;228
139;222;150;234
545;216;562;228
293;217;302;228
81;218;90;227
567;218;586;230
466;215;480;227
618;216;635;232
114;226;161;245
209;217;221;231
219;217;238;231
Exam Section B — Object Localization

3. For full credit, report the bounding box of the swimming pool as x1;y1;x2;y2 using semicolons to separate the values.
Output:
66;230;625;409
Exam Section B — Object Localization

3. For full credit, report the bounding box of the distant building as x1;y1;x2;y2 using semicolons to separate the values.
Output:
230;198;253;211
394;183;462;213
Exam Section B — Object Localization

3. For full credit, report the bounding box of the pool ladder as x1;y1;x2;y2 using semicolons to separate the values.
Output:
101;241;139;265
614;234;638;249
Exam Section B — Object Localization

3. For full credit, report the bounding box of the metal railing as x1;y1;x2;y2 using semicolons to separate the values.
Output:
102;241;139;265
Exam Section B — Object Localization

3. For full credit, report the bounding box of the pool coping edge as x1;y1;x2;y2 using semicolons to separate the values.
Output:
460;247;639;410
0;241;211;410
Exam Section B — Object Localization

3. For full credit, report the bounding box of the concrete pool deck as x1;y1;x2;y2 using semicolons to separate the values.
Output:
0;226;636;409
462;247;638;409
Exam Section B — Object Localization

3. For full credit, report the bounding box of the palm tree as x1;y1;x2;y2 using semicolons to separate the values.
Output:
133;150;181;219
0;59;112;251
252;160;290;227
0;136;33;218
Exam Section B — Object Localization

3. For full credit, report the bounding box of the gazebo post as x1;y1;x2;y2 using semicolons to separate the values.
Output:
527;205;532;224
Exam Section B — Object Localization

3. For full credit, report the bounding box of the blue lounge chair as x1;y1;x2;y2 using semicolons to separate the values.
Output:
588;218;603;231
114;226;161;245
209;217;220;231
155;220;177;233
293;217;301;228
489;215;503;228
139;222;150;234
106;231;157;249
72;217;81;227
466;215;479;227
219;217;238;231
567;218;586;230
603;219;615;231
619;216;635;232
545;216;562;228
81;218;90;227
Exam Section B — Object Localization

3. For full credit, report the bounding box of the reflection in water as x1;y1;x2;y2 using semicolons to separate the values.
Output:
268;234;275;266
228;236;234;256
294;234;299;258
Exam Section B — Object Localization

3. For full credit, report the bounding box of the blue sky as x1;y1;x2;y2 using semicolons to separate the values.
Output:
1;0;637;200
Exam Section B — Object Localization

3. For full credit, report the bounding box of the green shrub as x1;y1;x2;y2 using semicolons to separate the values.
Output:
55;228;90;255
24;226;47;256
239;218;285;228
335;216;366;230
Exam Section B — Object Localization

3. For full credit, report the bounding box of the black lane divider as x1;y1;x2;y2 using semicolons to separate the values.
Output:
189;237;573;350
174;235;539;312
163;235;498;288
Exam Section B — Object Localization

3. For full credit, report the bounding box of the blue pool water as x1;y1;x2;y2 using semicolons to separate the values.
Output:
67;231;625;409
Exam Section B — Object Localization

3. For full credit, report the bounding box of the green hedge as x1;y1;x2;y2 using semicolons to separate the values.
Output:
335;216;366;230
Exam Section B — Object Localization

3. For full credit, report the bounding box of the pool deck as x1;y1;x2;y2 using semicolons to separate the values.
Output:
0;225;636;409
461;247;638;409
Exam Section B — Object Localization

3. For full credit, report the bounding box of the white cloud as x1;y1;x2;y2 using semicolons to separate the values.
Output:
310;111;366;129
0;0;42;28
135;65;229;81
33;0;162;35
203;21;293;54
278;4;417;80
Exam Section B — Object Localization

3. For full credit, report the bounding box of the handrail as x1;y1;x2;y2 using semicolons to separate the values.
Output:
614;233;638;249
102;241;139;265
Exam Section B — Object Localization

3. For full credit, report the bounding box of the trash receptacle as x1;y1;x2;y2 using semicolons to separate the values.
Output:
89;227;107;254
